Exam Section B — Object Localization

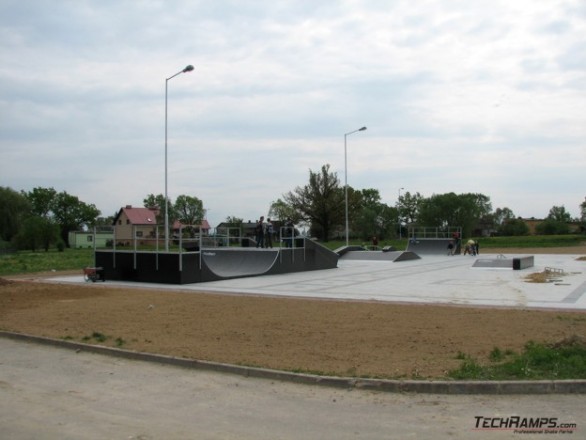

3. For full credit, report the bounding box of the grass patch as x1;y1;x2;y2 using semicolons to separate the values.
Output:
472;235;585;249
78;332;126;347
448;336;586;380
81;332;108;343
0;248;94;276
115;337;126;347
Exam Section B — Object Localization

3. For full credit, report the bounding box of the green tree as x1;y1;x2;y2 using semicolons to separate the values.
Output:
51;192;100;246
546;205;572;222
143;194;170;225
353;189;396;240
174;195;204;237
224;216;244;225
580;199;586;233
0;186;30;242
14;216;60;251
283;164;344;241
494;207;515;226
379;204;399;239
499;218;530;236
417;192;492;237
25;187;57;218
23;188;100;247
536;219;570;235
397;191;423;227
269;199;299;222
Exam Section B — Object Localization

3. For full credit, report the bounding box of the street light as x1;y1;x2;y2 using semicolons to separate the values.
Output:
164;64;194;252
344;126;367;247
398;187;404;239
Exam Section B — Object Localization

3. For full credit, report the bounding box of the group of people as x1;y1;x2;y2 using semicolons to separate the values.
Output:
447;236;479;256
254;216;297;248
254;216;274;248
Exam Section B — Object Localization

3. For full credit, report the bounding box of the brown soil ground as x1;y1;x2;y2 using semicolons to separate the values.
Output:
1;247;586;379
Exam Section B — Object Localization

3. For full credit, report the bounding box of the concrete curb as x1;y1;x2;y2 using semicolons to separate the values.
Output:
2;331;585;395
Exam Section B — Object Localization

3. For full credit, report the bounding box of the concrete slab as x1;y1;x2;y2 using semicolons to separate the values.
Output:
51;253;586;311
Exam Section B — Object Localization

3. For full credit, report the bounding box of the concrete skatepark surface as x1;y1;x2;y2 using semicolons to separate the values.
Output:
82;251;586;310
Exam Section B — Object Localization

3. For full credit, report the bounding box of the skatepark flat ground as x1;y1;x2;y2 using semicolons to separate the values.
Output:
52;252;586;311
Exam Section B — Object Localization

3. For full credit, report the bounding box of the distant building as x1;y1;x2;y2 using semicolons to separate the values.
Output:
112;205;212;246
112;206;159;245
216;219;285;239
172;219;211;236
68;230;113;249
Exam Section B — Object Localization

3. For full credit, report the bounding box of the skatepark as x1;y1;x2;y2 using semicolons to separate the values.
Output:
2;241;585;439
74;240;586;311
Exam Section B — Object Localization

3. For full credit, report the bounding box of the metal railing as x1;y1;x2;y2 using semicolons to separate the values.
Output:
407;226;462;239
92;224;306;271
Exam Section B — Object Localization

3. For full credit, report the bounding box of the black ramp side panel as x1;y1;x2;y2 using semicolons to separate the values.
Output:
339;251;420;262
202;249;279;278
406;239;453;255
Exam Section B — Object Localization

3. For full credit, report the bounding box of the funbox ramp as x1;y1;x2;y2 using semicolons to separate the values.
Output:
201;249;279;278
472;256;535;270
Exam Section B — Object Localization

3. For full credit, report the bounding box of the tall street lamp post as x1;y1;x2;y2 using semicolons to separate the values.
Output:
165;64;194;252
344;126;367;247
398;187;404;239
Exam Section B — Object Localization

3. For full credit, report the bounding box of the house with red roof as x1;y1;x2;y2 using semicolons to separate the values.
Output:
112;205;159;245
113;205;212;246
172;219;212;236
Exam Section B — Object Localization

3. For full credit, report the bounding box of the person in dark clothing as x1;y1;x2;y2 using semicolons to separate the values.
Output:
265;218;274;248
255;216;265;248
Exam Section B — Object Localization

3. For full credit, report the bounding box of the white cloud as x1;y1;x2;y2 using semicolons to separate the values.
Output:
1;0;585;228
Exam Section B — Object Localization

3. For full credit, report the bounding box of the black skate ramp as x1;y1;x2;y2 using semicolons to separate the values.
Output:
338;250;420;262
201;249;279;278
95;238;338;284
406;238;453;255
472;255;534;270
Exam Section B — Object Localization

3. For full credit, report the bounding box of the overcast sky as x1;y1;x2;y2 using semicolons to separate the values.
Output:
1;0;585;228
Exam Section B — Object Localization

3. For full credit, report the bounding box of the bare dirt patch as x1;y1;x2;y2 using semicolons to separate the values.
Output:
1;247;585;379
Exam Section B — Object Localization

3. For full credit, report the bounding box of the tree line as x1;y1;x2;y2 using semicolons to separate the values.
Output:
270;164;585;241
1;168;584;250
0;186;207;251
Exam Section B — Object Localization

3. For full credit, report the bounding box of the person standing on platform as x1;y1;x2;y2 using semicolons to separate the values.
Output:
265;218;274;248
255;216;265;248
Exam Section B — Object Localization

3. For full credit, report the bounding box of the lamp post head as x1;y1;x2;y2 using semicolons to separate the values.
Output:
359;126;367;131
183;65;195;73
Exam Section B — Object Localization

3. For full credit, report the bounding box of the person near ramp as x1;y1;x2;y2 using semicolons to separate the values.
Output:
255;216;265;248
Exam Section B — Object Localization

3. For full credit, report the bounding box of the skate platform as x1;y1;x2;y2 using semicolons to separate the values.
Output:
95;238;338;284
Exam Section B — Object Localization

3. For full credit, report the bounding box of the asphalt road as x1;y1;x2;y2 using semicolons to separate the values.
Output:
1;338;582;440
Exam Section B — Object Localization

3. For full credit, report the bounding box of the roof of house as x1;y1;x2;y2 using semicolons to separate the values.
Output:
172;219;212;230
113;206;158;226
